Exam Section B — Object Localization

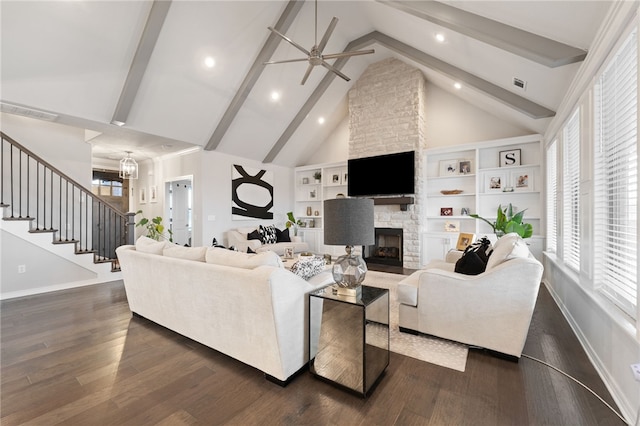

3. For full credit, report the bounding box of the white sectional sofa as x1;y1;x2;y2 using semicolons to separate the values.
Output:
227;226;308;255
116;237;333;384
397;233;543;359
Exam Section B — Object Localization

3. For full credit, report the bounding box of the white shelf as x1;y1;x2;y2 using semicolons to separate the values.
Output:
424;135;544;264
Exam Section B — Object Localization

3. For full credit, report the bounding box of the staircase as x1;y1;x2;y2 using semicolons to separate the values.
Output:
1;131;135;293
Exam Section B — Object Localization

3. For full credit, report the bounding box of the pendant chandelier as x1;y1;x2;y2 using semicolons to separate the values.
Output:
119;151;138;179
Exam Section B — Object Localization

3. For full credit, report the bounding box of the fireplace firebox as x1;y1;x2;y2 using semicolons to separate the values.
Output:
365;228;403;267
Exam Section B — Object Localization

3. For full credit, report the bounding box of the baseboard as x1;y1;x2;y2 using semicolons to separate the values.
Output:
0;276;119;300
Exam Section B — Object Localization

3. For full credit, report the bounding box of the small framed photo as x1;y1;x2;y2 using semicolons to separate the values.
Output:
440;207;453;216
302;177;309;184
139;187;147;204
499;149;521;167
485;172;507;192
511;169;535;191
149;185;157;203
284;247;294;259
439;159;459;176
459;160;472;174
332;174;340;184
445;220;460;232
460;207;470;216
456;233;475;251
323;254;332;265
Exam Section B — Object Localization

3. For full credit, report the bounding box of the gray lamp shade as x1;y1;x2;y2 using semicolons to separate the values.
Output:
324;198;375;246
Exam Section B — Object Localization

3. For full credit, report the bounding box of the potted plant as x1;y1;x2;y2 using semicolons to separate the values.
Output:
285;211;303;236
313;171;321;183
470;203;533;238
135;210;173;242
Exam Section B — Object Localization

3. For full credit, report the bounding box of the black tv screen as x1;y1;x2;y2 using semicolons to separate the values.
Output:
348;151;415;197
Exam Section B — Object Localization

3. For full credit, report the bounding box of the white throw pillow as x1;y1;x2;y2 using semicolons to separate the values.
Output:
205;247;283;269
290;256;326;280
485;233;527;270
163;245;207;262
135;236;168;255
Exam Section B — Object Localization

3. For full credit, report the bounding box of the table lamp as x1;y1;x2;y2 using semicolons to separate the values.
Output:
323;198;374;297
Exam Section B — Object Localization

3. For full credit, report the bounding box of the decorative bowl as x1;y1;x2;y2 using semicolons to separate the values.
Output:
441;189;463;195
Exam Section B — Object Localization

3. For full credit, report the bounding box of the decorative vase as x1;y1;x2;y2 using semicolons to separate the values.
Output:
307;206;312;216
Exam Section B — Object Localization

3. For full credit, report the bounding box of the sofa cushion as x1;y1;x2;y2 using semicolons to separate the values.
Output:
290;256;326;280
163;245;207;262
135;236;168;255
486;233;529;270
205;247;283;269
276;227;291;243
259;225;278;244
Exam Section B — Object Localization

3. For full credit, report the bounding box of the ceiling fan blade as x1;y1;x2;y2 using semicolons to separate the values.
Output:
322;49;375;60
300;63;315;85
317;17;338;53
267;26;311;56
320;60;350;82
264;57;310;65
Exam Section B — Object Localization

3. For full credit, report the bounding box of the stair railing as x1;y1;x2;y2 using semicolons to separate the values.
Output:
1;131;135;266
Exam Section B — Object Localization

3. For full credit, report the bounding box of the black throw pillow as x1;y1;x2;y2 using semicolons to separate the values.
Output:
454;237;493;275
247;247;256;254
276;227;291;243
247;229;261;241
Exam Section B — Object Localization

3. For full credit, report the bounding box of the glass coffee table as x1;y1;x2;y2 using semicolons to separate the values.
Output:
309;285;389;397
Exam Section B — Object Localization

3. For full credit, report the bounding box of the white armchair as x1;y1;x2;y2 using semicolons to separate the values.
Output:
397;233;543;359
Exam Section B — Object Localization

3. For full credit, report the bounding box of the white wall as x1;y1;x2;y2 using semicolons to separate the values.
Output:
1;113;92;185
131;148;294;248
1;230;96;296
424;83;532;148
305;80;533;165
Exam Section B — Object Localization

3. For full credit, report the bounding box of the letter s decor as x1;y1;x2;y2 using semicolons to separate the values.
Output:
231;165;274;220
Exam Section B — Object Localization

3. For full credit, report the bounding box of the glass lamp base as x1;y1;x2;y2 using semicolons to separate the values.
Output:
332;249;368;289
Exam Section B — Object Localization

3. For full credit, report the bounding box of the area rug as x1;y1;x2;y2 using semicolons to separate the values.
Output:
364;270;468;372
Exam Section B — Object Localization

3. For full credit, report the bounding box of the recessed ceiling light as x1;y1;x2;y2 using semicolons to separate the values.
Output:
204;56;215;68
270;91;281;101
454;82;462;90
318;117;325;125
435;33;445;43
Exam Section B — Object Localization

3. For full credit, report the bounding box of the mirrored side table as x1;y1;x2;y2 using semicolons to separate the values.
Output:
309;285;389;397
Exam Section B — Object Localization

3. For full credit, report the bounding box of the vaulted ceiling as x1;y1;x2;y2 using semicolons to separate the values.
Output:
0;1;614;167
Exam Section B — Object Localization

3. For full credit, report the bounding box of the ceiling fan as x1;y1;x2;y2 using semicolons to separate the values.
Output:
264;0;374;85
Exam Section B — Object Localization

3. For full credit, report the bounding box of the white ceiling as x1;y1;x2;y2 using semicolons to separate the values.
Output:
0;1;614;167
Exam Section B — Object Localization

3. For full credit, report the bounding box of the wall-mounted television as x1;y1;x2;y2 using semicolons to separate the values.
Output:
348;151;415;197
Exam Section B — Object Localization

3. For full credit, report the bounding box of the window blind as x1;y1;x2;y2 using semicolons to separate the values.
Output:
546;140;558;253
594;27;637;319
562;109;581;271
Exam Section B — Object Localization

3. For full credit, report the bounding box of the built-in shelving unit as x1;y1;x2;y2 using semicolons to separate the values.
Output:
294;161;347;254
422;135;544;265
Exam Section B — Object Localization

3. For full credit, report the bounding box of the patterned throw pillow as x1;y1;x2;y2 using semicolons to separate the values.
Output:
259;225;277;245
290;256;325;280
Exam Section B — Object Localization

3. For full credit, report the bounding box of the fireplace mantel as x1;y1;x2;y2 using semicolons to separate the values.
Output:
372;196;415;211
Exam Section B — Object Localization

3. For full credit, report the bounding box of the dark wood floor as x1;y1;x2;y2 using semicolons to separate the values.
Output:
1;279;626;425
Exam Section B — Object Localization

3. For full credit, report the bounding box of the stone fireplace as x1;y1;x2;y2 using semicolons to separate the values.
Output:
365;228;403;267
348;58;427;269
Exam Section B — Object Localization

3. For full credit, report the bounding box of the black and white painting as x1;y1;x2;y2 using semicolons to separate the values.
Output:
231;164;274;220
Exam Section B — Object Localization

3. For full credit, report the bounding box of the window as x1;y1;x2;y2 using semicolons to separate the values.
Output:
593;26;637;319
562;109;581;271
546;140;558;253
